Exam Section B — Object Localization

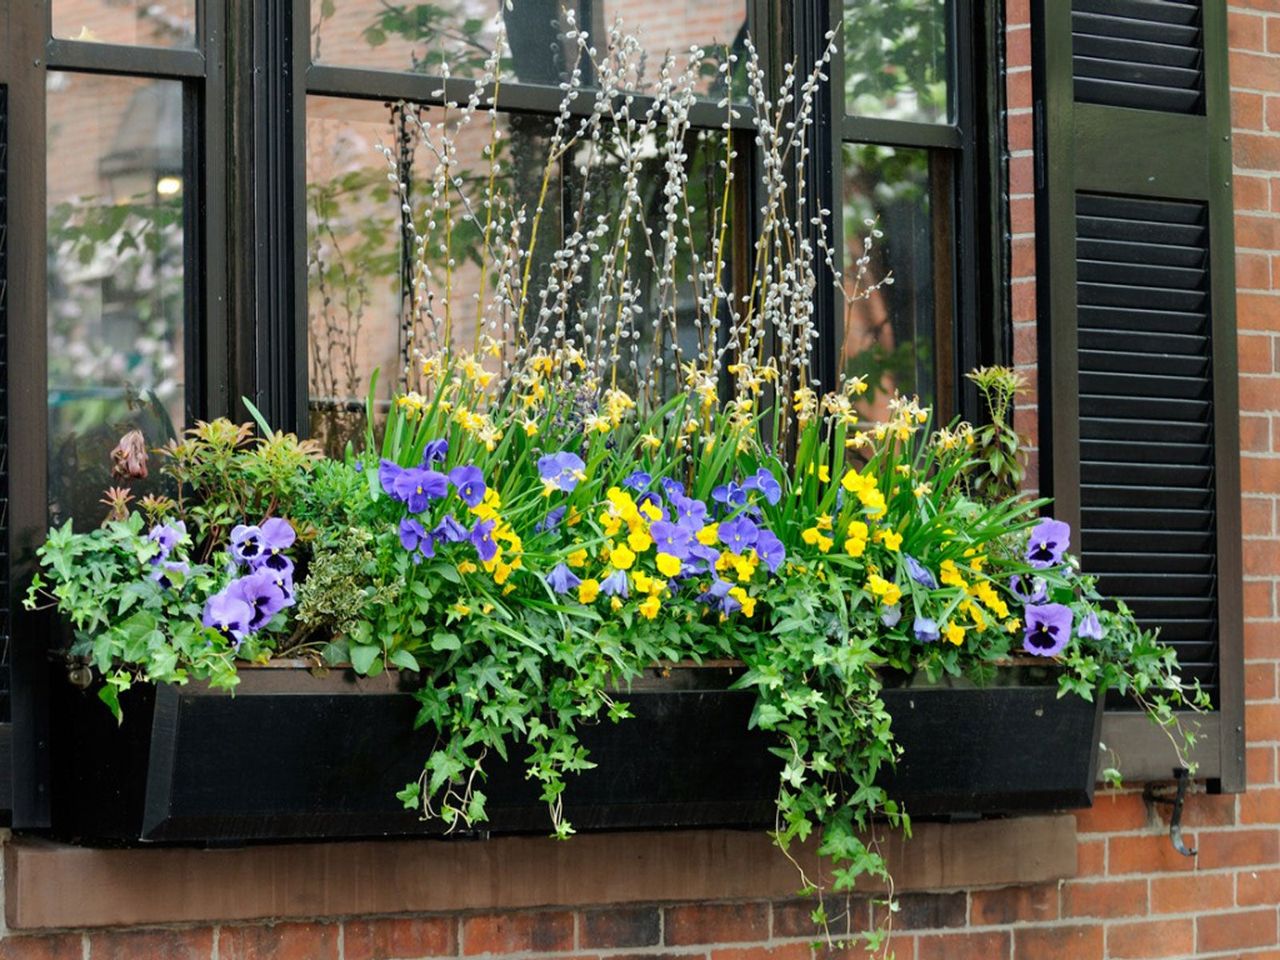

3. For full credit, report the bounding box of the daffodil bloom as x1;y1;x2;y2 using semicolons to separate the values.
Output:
818;464;831;483
578;579;600;603
913;482;932;499
816;514;833;531
842;471;875;495
640;433;662;450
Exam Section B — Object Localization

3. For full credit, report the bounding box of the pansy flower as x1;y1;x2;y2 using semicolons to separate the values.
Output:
449;466;486;508
147;521;187;564
880;606;902;628
434;516;468;543
546;562;581;595
671;494;708;529
399;517;432;558
150;559;190;590
905;555;938;589
537;451;587;493
1009;574;1048;604
659;477;686;500
622;470;652;491
227;568;294;631
718;516;759;555
229;524;266;566
1026;518;1071;569
600;569;629;598
913;616;940;642
421;438;449;465
711;482;747;508
1078;610;1105;640
742;467;782;505
650;520;693;560
1023;603;1074;657
392;467;449;513
536;505;568;533
378;459;404;494
755;529;786;573
259;517;296;557
202;592;254;643
470;519;499;563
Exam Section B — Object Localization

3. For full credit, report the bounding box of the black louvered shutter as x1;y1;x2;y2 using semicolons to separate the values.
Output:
1034;0;1243;789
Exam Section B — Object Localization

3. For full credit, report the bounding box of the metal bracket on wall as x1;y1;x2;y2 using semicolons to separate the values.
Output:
1143;768;1197;858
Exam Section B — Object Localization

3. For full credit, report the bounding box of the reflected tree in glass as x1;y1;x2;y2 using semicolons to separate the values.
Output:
843;0;950;123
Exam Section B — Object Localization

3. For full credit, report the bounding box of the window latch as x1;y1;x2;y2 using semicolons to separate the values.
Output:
1143;768;1197;858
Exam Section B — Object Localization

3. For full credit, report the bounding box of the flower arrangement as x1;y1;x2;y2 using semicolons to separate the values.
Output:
28;16;1206;952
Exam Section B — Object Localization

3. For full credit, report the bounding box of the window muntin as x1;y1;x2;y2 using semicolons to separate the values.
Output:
45;72;187;527
52;0;197;48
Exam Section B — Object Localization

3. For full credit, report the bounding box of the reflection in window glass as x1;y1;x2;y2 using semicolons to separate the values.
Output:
311;0;747;98
843;0;950;123
53;0;197;48
841;144;941;418
47;73;187;527
305;96;733;455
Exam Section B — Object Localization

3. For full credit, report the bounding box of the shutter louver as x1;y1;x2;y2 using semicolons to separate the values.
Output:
1075;193;1219;696
1072;0;1204;114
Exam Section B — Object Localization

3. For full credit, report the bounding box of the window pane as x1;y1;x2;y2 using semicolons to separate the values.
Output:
47;73;187;527
843;0;950;123
311;0;747;98
841;144;943;417
53;0;197;48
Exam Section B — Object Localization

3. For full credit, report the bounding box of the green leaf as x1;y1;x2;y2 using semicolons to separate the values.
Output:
389;649;421;672
350;643;381;675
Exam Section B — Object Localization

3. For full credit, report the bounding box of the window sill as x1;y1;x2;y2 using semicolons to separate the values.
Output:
4;818;1077;930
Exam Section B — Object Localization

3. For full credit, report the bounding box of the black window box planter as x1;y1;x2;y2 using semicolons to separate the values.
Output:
47;661;1103;844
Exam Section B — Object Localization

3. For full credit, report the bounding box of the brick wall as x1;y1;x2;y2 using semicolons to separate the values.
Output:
2;0;1277;957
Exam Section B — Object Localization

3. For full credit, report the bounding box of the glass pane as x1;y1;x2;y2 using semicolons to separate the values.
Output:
311;0;747;98
47;73;187;527
843;0;950;123
53;0;197;48
840;144;942;418
305;96;733;455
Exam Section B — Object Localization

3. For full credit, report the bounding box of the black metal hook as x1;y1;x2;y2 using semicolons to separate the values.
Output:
1144;768;1197;858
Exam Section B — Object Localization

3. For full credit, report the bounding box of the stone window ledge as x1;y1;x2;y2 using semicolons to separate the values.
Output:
5;817;1076;930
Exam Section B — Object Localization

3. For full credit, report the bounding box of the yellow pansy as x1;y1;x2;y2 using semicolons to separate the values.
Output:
638;595;661;619
876;529;903;552
578;579;600;603
656;553;682;577
628;529;654;553
567;548;588;568
457;561;478;575
944;621;966;645
729;586;757;618
610;544;637;570
697;523;719;546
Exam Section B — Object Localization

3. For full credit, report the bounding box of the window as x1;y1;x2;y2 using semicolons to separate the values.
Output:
1;0;1008;824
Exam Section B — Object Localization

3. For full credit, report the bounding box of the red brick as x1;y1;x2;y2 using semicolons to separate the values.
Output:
1107;919;1194;959
1237;132;1280;170
1248;624;1280;662
1237;90;1266;130
1074;792;1148;833
1240;867;1280;906
712;946;810;960
1243;456;1280;495
1269;96;1280;133
579;907;660;949
1231;51;1280;92
1010;196;1035;234
663;903;769;946
1232;11;1266;50
1249;743;1277;785
1243;495;1275;534
1245;579;1275;618
1248;661;1278;701
0;936;84;960
1077;838;1106;875
1006;69;1031;111
1249;702;1280;741
91;929;213;960
1108;833;1199;874
1156;791;1237;828
1271;17;1280;54
461;913;573;955
343;917;456;960
968;884;1057;925
772;897;862;939
1245;540;1280;577
1013;925;1103;960
1197;827;1280;868
1009;153;1034;195
1241;786;1280;823
870;893;966;931
219;924;336;960
1011;280;1036;321
1198;908;1279;953
917;931;1010;960
1061;879;1147;919
1151;872;1234;914
1006;0;1029;28
1237;174;1272;211
1238;215;1280;254
1007;110;1033;153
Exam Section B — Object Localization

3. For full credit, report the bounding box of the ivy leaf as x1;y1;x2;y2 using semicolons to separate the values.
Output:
389;649;421;672
350;643;380;675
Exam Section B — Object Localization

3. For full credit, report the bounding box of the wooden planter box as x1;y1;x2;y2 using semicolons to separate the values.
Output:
48;661;1103;844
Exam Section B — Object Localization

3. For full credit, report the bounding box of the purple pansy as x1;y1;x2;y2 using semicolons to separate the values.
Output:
684;541;720;574
202;591;254;642
623;470;652;491
881;606;902;628
537;451;586;492
392;467;449;513
434;515;469;543
1026;518;1071;569
600;569;629;598
263;555;296;595
229;524;266;566
905;555;938;590
536;505;568;533
711;482;747;508
1023;603;1074;657
756;529;786;573
1078;610;1105;641
913;616;940;643
378;459;404;494
659;477;686;500
743;468;782;505
650;520;693;560
150;559;190;590
1009;574;1049;604
546;562;581;595
400;517;429;552
470;519;498;563
421;438;449;465
718;516;759;555
671;494;708;529
147;521;187;563
227;568;294;631
259;517;296;556
449;465;486;508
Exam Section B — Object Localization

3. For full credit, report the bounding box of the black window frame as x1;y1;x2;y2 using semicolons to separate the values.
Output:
0;0;1011;826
